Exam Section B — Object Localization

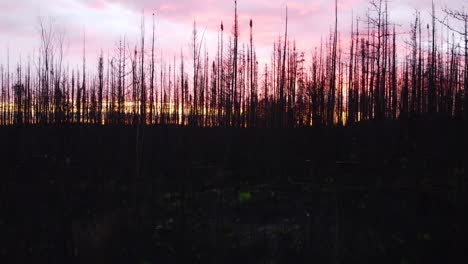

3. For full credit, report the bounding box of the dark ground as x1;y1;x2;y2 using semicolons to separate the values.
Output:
1;118;468;263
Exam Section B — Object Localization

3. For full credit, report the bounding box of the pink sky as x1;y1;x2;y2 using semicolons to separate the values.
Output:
0;0;466;70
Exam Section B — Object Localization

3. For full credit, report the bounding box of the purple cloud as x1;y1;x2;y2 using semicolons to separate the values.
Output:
0;0;466;68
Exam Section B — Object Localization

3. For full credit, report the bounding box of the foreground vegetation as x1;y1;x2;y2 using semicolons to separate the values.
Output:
1;119;467;263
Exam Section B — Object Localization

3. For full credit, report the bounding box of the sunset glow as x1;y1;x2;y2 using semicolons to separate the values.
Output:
0;0;467;128
0;0;465;67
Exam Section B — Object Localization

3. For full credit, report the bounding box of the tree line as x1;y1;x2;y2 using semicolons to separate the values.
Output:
1;0;467;128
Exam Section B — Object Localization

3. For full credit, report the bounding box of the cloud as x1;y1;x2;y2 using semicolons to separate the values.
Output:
0;0;466;68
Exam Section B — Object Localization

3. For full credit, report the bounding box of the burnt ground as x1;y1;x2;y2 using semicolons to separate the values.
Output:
1;118;468;263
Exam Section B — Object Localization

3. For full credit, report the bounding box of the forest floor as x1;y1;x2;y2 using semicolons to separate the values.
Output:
1;118;467;263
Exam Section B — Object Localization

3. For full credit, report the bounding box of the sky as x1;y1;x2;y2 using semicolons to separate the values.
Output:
0;0;466;70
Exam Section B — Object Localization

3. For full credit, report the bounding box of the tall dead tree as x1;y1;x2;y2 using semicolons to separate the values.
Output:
82;31;87;124
192;21;199;126
428;0;437;114
150;12;156;125
410;14;418;117
329;0;338;125
348;13;355;124
180;49;185;125
391;25;397;119
98;53;104;125
279;7;288;127
249;19;256;127
233;0;239;127
140;14;146;125
442;8;468;120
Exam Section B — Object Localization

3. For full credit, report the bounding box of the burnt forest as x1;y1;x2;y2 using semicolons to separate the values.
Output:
1;0;468;263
